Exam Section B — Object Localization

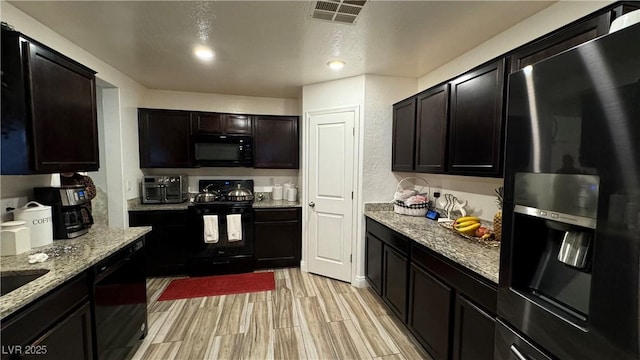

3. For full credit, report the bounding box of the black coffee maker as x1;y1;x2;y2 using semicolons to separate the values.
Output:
34;186;94;239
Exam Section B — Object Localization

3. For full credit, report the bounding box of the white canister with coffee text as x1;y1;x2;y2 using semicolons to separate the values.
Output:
13;201;53;247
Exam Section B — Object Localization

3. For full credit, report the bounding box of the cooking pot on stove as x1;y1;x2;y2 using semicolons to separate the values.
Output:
227;184;254;201
194;186;221;203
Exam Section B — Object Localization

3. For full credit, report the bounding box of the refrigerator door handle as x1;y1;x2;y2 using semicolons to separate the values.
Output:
510;344;530;360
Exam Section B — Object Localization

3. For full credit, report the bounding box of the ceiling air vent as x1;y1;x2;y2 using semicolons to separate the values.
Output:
311;0;367;25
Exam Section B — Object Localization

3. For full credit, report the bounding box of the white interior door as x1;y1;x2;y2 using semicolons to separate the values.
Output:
306;109;355;282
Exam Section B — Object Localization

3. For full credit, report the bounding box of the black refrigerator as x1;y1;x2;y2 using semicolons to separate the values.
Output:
497;23;640;359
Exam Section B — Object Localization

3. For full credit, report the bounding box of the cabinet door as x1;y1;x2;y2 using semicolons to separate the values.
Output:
26;41;99;173
138;109;192;168
448;59;505;177
365;232;384;295
25;302;93;360
408;263;453;360
191;112;224;133
253;115;299;169
415;85;449;173
225;114;252;134
509;14;610;73
383;245;408;323
191;113;251;134
392;97;416;172
2;31;31;174
129;211;188;277
254;208;301;269
453;294;495;360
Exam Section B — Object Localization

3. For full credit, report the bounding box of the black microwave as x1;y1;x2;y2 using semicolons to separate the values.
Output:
192;134;253;167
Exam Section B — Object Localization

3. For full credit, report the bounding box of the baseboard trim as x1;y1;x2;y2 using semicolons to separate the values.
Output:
352;275;368;288
300;260;307;273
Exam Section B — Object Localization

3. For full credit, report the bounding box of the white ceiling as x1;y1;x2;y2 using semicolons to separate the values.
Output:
8;1;554;99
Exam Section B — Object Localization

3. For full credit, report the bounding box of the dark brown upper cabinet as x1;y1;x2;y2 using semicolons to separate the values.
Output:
415;85;449;173
509;15;610;73
138;109;192;168
253;115;299;169
1;28;98;174
391;98;417;172
448;58;505;177
191;112;251;134
509;2;639;73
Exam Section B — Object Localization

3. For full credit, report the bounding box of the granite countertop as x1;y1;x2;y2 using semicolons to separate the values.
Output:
364;209;500;284
0;225;151;319
252;198;301;208
128;200;190;211
128;198;301;211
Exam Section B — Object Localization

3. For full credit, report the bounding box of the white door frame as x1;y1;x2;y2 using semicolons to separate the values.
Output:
302;105;361;285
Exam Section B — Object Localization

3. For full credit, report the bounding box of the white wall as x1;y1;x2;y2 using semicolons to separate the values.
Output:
144;168;299;194
418;1;614;90
0;3;302;227
406;0;614;220
362;76;418;203
0;2;146;222
142;89;300;116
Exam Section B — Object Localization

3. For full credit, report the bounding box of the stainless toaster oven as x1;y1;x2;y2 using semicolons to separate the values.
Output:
141;175;188;204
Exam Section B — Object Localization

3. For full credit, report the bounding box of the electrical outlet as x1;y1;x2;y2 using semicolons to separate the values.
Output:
1;196;28;222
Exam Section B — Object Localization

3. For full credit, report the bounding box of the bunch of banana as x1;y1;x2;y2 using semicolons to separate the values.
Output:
453;216;481;236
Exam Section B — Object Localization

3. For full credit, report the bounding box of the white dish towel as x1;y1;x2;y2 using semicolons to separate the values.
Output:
203;215;219;243
227;214;242;242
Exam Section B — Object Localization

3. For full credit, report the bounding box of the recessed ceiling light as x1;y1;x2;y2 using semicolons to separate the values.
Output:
194;46;214;61
327;60;345;70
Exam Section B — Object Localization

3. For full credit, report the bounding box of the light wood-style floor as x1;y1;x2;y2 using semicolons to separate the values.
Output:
132;268;433;360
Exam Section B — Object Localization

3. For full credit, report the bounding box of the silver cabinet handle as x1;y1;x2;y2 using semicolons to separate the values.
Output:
309;202;315;207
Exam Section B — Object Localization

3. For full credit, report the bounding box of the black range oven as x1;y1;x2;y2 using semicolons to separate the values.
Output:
187;180;254;276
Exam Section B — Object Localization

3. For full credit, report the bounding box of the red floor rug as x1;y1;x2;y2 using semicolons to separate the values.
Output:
158;272;275;301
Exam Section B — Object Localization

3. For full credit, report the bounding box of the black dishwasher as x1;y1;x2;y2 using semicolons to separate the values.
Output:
92;239;147;360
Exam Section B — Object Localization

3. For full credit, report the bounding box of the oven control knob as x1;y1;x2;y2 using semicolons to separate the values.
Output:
309;202;315;208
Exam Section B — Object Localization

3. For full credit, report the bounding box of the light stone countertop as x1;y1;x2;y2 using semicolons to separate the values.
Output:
127;198;301;211
0;225;151;319
128;199;190;211
364;210;500;284
252;198;301;208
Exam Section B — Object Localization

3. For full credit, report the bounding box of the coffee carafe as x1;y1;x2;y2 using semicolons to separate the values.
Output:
34;186;94;239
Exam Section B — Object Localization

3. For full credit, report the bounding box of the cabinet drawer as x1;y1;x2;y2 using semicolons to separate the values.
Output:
1;273;89;348
412;242;497;314
254;208;300;222
366;218;410;256
129;210;187;226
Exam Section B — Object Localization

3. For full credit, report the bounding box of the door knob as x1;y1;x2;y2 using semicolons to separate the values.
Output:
309;202;315;208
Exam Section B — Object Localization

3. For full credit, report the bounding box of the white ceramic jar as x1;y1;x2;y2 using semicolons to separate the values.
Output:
273;184;283;201
1;220;31;255
287;187;298;202
13;201;53;248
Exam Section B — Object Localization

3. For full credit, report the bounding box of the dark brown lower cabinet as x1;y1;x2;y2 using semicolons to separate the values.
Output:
408;263;453;360
0;274;93;360
129;210;188;277
383;245;408;323
253;208;301;269
365;232;383;296
26;302;93;360
453;294;496;360
365;217;498;360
